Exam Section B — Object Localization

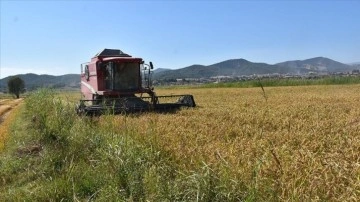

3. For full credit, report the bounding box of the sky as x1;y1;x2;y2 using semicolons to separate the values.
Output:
1;0;360;78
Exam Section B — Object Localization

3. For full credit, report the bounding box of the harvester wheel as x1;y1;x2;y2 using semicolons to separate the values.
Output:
177;95;196;107
76;103;86;115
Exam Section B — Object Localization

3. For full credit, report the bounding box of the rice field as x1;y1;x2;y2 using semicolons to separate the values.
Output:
1;85;359;201
106;85;360;200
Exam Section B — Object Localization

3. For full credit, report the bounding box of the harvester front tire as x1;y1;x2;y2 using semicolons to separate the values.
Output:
177;95;196;107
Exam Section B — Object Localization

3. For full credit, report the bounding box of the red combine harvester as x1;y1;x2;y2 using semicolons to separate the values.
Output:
76;49;196;115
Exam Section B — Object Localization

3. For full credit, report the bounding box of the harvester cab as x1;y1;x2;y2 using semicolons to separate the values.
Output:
76;49;195;115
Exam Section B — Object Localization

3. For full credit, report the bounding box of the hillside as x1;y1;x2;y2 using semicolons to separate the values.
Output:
155;57;356;79
0;57;357;90
153;68;170;74
276;57;354;73
154;59;293;79
0;74;80;91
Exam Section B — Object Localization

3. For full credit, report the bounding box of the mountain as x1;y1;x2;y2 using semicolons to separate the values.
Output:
153;68;170;74
0;73;80;91
0;57;357;90
276;57;354;74
154;59;293;79
154;57;357;79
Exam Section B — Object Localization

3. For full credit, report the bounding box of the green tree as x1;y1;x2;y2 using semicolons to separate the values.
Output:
7;76;25;98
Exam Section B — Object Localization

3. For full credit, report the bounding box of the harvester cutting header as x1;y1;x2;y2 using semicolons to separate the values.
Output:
76;49;196;115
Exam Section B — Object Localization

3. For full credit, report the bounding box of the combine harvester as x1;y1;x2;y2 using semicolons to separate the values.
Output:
76;49;196;115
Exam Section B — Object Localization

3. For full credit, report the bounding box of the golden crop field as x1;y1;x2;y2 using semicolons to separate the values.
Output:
1;85;359;201
96;85;360;200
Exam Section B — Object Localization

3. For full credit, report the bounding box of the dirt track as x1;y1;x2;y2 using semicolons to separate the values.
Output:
0;98;23;150
0;98;23;125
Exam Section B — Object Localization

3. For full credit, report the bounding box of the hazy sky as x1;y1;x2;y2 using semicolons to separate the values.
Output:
1;0;359;78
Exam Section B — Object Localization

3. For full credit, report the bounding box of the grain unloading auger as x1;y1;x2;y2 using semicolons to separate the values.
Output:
76;49;195;115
